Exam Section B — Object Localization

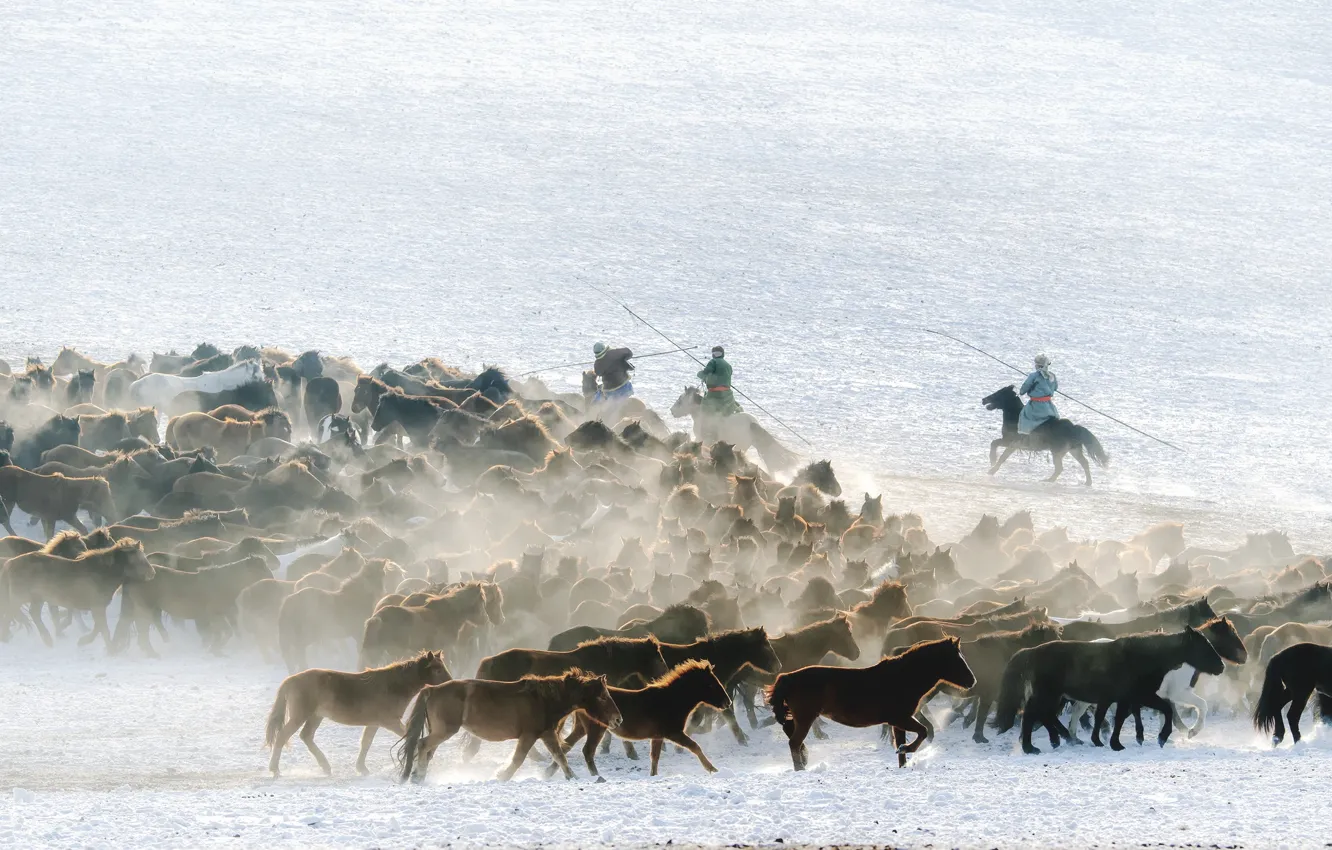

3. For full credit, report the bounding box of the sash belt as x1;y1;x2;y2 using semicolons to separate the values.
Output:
708;386;731;392
1030;396;1053;402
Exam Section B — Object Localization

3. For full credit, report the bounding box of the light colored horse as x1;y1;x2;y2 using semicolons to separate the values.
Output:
128;360;262;408
669;386;797;473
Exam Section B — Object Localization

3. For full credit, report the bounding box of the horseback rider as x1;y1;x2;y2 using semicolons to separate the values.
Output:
592;342;635;403
697;345;742;419
1018;353;1059;435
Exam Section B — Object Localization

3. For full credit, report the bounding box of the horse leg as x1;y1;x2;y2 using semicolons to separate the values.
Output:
578;723;607;780
913;708;935;743
1109;703;1129;751
1181;694;1207;738
649;738;665;776
722;706;749;745
1287;685;1312;745
1133;707;1145;744
28;596;54;646
540;731;576;780
891;726;907;768
972;695;992;743
1066;701;1090;744
894;716;932;763
460;733;482;763
67;513;89;534
299;716;333;775
1019;701;1041;755
785;712;814;771
269;714;306;777
989;438;1005;467
413;722;458;783
356;726;378;776
1090;702;1111;747
1072;446;1092;486
1046;451;1065;482
496;734;539;782
82;606;111;649
666;732;718;774
810;717;828;741
1141;694;1175;747
989;445;1018;476
739;681;760;728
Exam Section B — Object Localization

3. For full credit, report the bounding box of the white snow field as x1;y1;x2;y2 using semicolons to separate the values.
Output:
3;0;1332;846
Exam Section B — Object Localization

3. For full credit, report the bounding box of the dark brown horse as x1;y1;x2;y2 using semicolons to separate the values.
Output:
397;670;622;782
558;660;732;778
767;637;976;769
1254;642;1332;746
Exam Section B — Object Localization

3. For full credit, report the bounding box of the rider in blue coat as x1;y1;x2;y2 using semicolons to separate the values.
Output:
1018;354;1059;435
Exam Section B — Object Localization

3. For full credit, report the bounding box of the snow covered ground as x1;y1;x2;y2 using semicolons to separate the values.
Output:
2;641;1330;849
2;0;1331;845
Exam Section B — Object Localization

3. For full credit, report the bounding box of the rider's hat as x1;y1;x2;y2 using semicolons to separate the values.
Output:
711;345;725;357
1034;353;1051;368
593;342;608;358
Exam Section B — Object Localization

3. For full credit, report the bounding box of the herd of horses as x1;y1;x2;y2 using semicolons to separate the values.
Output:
1;343;1330;785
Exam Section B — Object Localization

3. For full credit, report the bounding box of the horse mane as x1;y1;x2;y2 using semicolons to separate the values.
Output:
574;635;659;652
853;580;907;614
647;659;713;688
40;529;85;555
161;511;226;530
76;537;141;560
883;635;961;661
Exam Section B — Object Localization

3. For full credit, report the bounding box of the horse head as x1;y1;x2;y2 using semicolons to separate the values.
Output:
670;386;702;418
982;385;1021;412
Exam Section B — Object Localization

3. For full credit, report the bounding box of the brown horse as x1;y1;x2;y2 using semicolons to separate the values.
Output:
768;637;976;769
397;670;622;783
266;651;451;776
0;465;119;538
558;660;732;778
278;558;398;671
0;538;155;647
736;613;862;729
165;412;268;461
113;554;272;656
359;581;494;668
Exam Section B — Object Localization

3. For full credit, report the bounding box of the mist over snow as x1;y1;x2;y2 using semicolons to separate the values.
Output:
1;0;1330;846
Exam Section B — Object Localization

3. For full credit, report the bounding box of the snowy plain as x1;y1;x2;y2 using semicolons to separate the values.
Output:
2;0;1332;845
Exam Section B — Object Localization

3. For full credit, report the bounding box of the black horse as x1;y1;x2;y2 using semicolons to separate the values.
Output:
982;385;1109;485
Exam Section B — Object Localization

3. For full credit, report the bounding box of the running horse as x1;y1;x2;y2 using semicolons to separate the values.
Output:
982;385;1109;485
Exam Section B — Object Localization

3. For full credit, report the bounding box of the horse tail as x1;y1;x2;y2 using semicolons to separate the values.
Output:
264;680;291;750
747;422;798;475
1073;425;1109;468
764;676;795;737
1253;652;1289;735
396;690;431;783
993;649;1035;733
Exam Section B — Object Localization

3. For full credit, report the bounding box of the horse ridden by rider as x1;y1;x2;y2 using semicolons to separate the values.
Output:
983;354;1109;485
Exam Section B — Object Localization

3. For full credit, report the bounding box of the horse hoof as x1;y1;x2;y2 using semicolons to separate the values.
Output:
1158;738;1168;749
1021;745;1041;755
1110;741;1125;752
1187;729;1199;740
973;736;989;745
1067;737;1084;746
595;776;606;784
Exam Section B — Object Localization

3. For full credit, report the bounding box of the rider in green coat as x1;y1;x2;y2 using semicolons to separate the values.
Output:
698;346;742;417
